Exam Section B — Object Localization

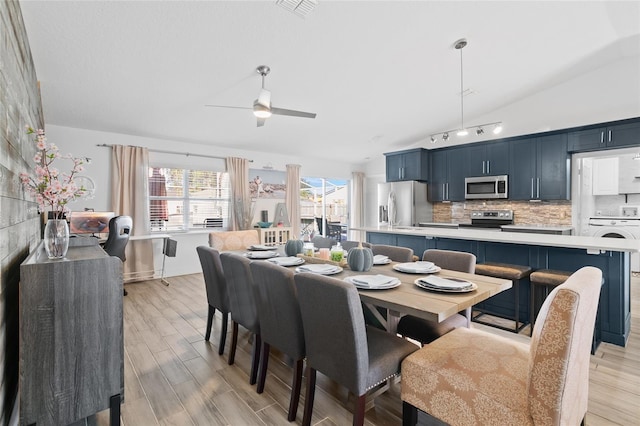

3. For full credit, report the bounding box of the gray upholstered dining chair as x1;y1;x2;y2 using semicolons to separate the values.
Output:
102;215;132;295
370;244;414;262
196;246;230;355
341;240;372;251
396;249;476;345
250;261;305;422
310;235;337;249
219;253;261;385
295;273;418;426
402;266;602;426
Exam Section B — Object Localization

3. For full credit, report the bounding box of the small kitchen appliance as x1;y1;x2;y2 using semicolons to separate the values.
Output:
465;175;508;200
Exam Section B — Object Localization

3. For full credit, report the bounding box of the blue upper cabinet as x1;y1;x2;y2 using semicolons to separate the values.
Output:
428;147;465;202
464;140;509;177
510;134;570;201
384;148;428;182
568;119;640;152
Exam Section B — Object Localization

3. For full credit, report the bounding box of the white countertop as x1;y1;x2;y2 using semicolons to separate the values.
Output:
501;224;574;232
354;226;640;253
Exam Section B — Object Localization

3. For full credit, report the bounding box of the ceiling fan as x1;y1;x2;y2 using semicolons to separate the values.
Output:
206;65;317;127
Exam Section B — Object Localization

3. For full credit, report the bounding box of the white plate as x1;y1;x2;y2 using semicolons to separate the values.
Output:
373;256;392;265
295;264;343;275
344;275;401;290
247;245;275;251
393;262;441;274
414;277;478;293
244;251;279;259
267;256;305;266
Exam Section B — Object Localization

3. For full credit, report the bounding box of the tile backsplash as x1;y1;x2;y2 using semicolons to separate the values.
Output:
433;200;572;225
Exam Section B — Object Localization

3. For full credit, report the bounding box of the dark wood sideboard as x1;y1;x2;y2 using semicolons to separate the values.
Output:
19;242;123;425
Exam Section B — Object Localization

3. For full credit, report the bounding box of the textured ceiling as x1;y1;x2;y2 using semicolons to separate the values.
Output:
19;1;640;162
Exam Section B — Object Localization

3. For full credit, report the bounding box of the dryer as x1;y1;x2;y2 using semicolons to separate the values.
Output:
588;205;640;271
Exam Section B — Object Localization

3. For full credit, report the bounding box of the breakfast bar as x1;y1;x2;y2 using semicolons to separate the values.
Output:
353;225;638;347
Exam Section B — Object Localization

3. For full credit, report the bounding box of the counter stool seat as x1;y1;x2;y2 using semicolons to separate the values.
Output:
473;262;532;333
529;269;572;336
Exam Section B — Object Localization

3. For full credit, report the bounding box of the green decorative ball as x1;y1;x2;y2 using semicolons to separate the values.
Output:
285;239;304;256
347;245;374;272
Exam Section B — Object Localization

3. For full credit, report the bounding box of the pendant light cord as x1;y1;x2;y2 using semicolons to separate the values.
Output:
459;45;464;130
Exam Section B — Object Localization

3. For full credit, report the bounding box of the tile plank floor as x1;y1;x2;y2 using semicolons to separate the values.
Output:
89;273;639;425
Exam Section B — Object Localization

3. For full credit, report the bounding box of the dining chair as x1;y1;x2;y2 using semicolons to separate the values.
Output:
295;273;418;426
370;244;414;262
102;215;132;295
250;261;305;421
341;240;372;251
401;266;602;426
196;246;230;355
310;235;337;249
396;249;475;345
209;230;260;251
219;252;261;385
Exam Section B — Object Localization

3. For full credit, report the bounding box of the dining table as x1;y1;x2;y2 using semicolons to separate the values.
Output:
234;247;512;333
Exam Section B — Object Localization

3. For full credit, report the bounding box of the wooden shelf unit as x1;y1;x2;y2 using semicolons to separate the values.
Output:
258;227;292;246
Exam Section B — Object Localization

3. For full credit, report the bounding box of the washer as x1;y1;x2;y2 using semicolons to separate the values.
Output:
589;207;640;271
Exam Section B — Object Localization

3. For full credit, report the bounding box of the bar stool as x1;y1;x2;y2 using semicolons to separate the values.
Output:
529;269;572;336
472;262;532;333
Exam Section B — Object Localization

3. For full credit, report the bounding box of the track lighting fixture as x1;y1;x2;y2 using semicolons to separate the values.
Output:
428;38;503;144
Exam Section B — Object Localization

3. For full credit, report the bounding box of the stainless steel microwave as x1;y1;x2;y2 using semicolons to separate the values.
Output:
465;175;508;199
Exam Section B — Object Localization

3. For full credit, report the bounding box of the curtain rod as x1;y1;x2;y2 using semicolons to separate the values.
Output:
96;144;253;162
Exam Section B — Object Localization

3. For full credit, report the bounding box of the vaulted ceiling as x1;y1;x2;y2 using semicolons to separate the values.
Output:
19;1;640;162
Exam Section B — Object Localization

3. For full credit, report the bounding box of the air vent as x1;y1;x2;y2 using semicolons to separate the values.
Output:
276;0;318;18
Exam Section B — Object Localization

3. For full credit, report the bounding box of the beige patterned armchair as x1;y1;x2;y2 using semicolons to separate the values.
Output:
401;266;602;426
208;230;260;251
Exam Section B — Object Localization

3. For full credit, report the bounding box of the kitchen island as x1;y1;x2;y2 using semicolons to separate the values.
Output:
353;225;638;347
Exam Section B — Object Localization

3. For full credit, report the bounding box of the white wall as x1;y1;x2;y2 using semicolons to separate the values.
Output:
47;124;360;277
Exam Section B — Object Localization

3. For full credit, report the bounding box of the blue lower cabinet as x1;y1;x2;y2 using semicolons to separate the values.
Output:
366;232;396;245
396;235;428;258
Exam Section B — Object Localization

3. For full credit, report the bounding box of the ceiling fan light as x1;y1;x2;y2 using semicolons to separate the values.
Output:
457;129;468;137
493;124;503;134
253;102;272;118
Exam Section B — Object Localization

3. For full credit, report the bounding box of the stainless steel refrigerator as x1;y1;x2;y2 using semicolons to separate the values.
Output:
377;181;431;226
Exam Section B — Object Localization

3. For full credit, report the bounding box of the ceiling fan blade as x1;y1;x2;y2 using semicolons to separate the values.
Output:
270;107;316;119
257;117;266;127
205;104;252;110
257;89;271;107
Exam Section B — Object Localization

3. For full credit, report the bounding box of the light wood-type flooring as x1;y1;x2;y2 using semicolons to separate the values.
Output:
89;273;639;425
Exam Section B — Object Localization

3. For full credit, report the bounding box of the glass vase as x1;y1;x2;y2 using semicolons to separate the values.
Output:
44;219;70;259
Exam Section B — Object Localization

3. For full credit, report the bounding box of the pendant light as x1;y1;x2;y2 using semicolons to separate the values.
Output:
429;38;503;143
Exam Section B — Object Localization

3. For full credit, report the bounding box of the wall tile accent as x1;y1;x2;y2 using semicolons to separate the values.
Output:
433;200;572;225
0;1;43;422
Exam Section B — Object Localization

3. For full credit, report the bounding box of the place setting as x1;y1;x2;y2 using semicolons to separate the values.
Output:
414;275;477;293
372;254;392;265
295;263;343;275
267;256;305;267
344;274;400;290
392;261;441;274
244;251;279;259
247;244;276;251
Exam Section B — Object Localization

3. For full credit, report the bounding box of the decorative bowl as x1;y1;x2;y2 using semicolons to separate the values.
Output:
257;221;273;228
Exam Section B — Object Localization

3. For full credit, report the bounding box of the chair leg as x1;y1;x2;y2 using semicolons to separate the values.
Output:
353;394;366;426
218;312;228;355
228;321;239;365
530;281;536;337
257;341;270;394
288;359;304;421
205;305;215;341
302;367;316;426
402;401;418;426
514;278;520;332
249;334;261;385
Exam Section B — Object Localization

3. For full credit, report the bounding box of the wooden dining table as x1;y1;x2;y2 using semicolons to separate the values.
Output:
236;248;512;333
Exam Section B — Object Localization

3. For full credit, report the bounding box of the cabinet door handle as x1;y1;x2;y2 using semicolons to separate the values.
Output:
487;160;490;174
537;178;540;198
398;168;402;180
482;161;485;174
442;183;445;198
608;130;612;143
446;183;449;200
600;131;604;144
531;178;534;198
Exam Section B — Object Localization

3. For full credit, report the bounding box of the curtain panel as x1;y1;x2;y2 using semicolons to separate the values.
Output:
225;157;250;230
350;171;365;242
110;145;154;281
285;164;301;238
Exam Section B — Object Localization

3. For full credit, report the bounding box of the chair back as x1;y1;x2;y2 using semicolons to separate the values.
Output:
209;230;259;251
102;216;132;261
341;241;372;251
196;246;230;313
250;261;305;360
220;253;260;334
311;235;337;249
528;266;602;425
371;244;413;262
295;273;369;393
422;249;476;273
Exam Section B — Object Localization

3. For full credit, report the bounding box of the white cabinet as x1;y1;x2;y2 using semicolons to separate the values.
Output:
592;157;619;195
259;227;292;245
618;155;640;194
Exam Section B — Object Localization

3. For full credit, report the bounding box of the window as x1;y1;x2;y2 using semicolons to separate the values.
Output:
300;177;349;240
149;167;230;231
